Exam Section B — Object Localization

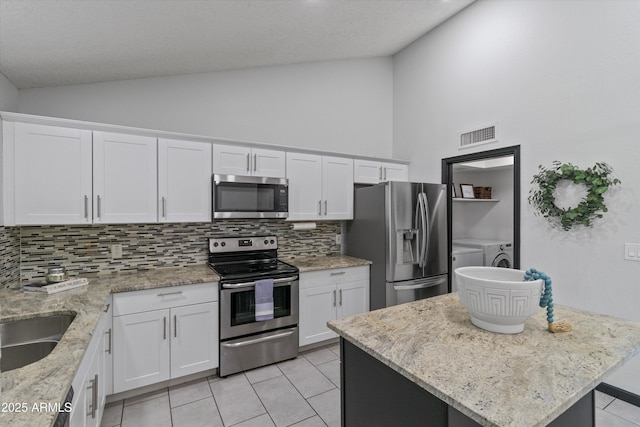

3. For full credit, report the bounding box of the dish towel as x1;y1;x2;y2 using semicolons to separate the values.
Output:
255;278;274;321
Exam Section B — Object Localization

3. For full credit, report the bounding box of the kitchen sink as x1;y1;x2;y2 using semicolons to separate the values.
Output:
0;313;76;372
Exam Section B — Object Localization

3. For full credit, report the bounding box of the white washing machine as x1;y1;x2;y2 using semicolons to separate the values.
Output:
451;246;484;292
452;238;514;268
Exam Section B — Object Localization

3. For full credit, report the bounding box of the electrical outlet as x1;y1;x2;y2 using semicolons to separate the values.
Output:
111;244;123;259
335;234;342;245
624;243;640;261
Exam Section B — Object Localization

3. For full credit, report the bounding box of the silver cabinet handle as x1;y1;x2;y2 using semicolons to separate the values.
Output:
318;200;322;215
246;153;250;172
106;328;112;354
163;317;167;340
332;290;336;307
174;315;177;338
383;167;387;180
253;153;257;172
157;290;183;297
162;196;166;218
324;200;327;215
87;374;98;418
330;271;346;276
339;289;343;305
96;195;101;218
379;166;383;180
84;195;89;219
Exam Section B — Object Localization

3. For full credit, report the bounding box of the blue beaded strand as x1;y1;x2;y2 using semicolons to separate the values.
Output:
524;268;555;324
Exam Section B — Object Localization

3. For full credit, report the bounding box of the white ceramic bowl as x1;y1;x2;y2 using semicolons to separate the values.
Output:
454;266;543;334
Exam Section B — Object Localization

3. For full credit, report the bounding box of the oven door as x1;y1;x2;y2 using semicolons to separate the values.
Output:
212;174;288;219
220;275;299;340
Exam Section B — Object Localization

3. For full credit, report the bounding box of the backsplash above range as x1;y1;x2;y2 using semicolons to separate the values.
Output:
4;220;341;287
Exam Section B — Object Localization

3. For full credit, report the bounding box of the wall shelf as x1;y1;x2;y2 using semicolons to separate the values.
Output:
452;198;500;202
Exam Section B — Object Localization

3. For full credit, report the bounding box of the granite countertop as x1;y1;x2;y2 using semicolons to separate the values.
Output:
284;255;371;272
0;265;220;427
328;293;640;427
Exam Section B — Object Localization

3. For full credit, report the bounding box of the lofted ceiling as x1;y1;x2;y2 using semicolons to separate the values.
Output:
0;0;474;90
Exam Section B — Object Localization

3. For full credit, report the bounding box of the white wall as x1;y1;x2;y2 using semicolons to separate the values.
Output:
18;57;394;157
394;0;640;394
0;71;19;112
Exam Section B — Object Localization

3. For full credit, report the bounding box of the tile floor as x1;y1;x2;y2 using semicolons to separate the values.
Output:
101;341;640;427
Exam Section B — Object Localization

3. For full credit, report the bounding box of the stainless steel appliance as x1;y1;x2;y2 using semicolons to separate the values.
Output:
346;182;448;309
453;238;513;268
212;174;289;219
208;236;299;377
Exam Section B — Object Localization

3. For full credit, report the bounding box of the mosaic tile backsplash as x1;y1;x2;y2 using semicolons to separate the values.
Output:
0;226;20;287
7;220;341;285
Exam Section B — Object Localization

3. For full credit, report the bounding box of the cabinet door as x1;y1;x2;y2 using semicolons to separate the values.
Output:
382;163;408;182
13;123;92;225
158;138;212;222
170;302;218;378
286;152;323;221
85;341;102;427
113;309;170;393
252;148;286;178
322;156;354;220
101;306;113;403
70;311;104;427
337;280;370;320
353;159;382;184
93;132;157;223
299;284;338;346
212;144;251;176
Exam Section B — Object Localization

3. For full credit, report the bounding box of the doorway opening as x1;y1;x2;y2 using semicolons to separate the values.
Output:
442;146;521;292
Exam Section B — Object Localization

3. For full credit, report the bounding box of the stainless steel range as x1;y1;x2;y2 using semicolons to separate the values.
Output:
208;235;299;377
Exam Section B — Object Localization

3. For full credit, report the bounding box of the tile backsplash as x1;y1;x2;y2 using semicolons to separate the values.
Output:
0;226;20;287
1;220;342;287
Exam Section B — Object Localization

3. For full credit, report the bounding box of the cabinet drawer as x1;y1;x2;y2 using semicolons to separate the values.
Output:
300;266;369;289
113;282;218;316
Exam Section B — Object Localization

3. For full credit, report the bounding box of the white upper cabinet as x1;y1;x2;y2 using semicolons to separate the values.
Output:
383;162;409;182
213;144;285;178
286;152;353;221
158;138;212;223
286;152;323;221
12;122;93;225
354;159;408;184
322;156;354;220
93;132;158;223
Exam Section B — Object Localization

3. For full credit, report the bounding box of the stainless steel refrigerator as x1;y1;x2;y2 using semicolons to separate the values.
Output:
346;181;448;310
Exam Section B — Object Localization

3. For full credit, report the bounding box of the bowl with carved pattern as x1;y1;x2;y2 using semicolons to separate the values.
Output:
454;267;543;334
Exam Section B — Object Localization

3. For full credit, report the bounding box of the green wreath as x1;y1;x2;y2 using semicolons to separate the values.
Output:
529;161;620;231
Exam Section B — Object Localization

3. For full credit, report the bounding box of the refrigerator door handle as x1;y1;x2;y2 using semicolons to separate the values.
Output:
422;192;431;268
393;276;447;290
414;193;422;265
418;193;428;268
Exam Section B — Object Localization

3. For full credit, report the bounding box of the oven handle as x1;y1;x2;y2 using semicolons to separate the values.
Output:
220;327;297;348
222;275;298;289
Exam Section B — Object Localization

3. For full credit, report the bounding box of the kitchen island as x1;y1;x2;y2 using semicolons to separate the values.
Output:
328;293;640;427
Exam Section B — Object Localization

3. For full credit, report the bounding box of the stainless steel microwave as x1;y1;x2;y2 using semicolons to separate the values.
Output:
212;174;288;219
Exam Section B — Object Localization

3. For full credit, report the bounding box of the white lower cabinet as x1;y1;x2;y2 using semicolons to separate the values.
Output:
299;266;370;347
112;283;218;393
70;300;111;427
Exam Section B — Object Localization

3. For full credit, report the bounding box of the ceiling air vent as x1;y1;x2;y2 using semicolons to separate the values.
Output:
459;124;498;149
